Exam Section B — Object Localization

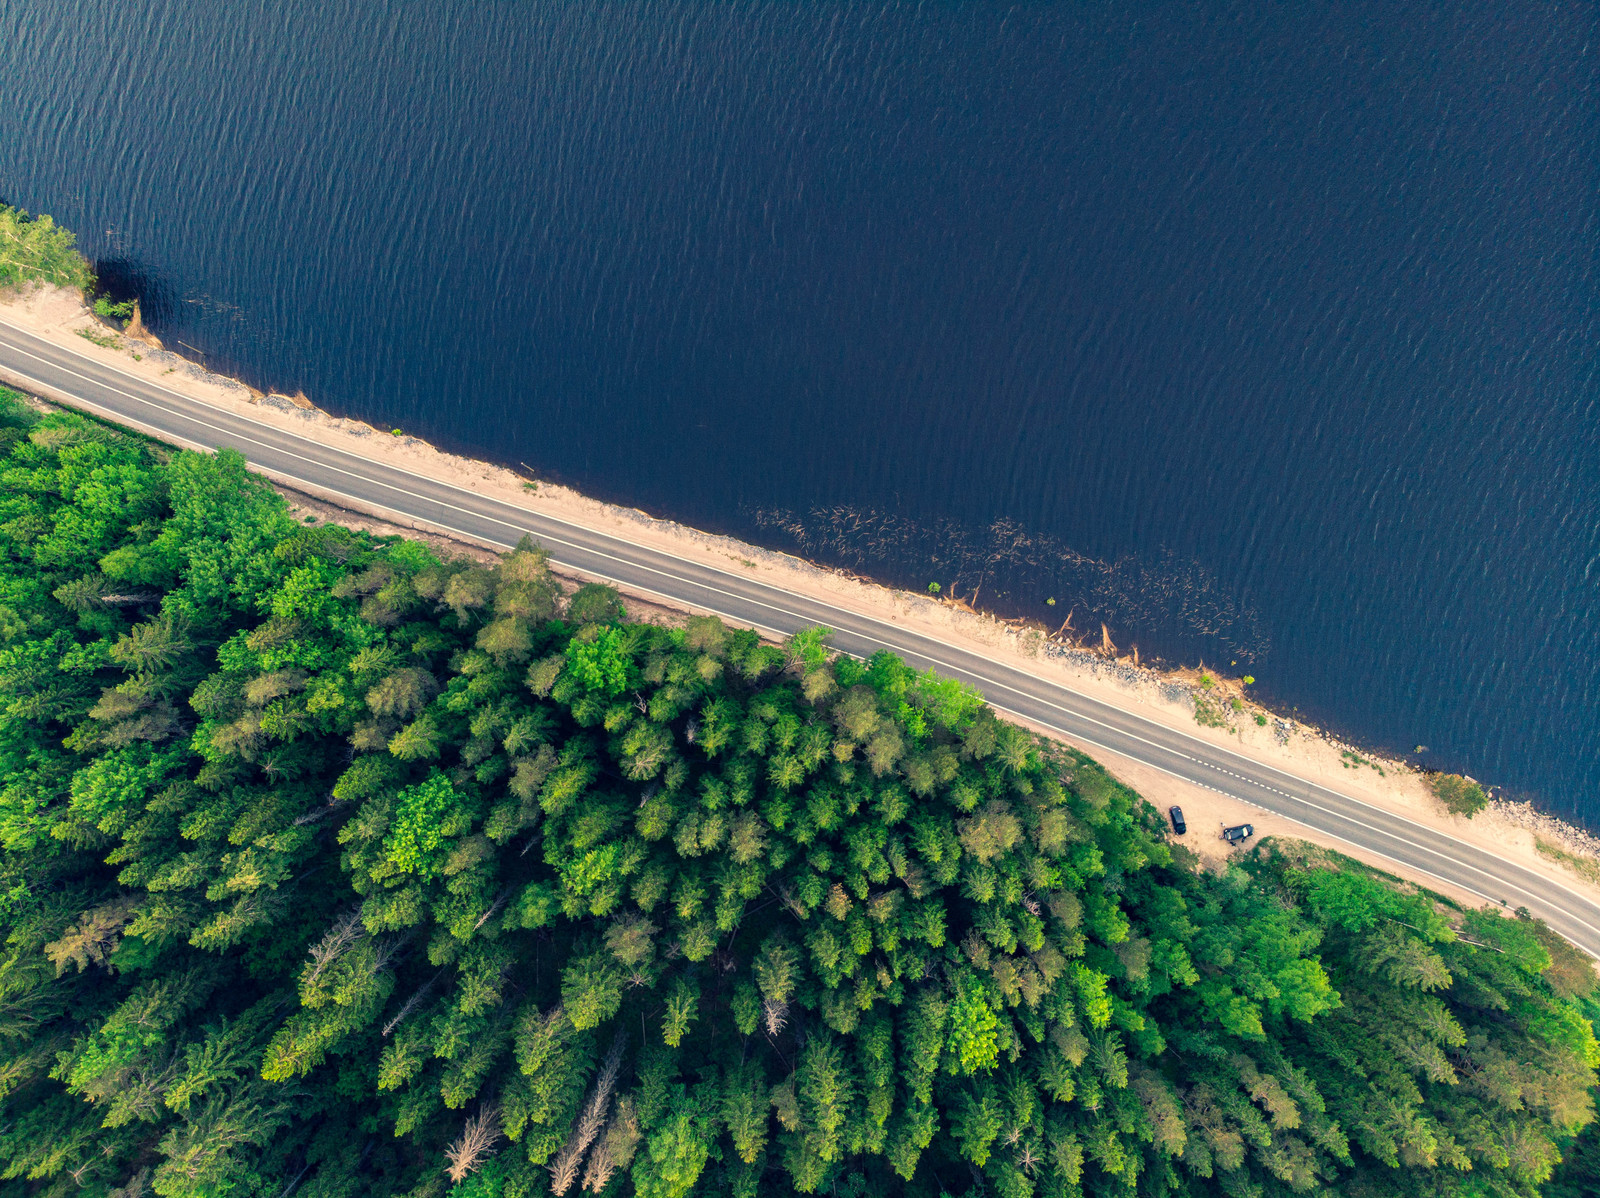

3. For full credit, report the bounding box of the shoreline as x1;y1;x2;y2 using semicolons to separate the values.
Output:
6;280;1600;908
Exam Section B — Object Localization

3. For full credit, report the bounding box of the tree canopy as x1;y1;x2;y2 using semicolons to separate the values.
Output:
0;400;1595;1198
0;206;95;293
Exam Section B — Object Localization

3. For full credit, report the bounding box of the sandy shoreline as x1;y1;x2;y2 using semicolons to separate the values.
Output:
6;281;1600;913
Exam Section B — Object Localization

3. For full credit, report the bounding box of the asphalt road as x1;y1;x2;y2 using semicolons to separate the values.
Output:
5;316;1600;957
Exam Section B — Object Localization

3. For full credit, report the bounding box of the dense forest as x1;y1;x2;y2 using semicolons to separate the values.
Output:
0;382;1597;1198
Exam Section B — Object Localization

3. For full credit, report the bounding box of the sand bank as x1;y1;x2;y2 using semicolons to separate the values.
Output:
5;282;1598;912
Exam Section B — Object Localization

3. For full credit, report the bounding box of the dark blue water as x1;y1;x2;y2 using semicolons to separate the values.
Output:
3;2;1596;818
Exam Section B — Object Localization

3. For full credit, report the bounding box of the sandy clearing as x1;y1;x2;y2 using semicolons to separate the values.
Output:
6;281;1598;912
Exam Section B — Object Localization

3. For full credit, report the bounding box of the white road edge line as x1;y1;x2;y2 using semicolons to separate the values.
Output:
6;322;1598;942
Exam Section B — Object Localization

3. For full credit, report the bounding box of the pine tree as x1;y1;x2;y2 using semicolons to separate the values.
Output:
0;410;1592;1198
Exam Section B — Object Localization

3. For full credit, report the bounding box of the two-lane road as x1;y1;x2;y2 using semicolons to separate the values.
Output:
5;316;1600;956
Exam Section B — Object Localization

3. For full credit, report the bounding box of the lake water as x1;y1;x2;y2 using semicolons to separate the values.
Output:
3;1;1596;819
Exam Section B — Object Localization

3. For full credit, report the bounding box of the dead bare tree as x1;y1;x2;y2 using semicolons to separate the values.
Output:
382;969;444;1036
581;1097;641;1194
303;910;364;989
444;1105;502;1184
548;1036;625;1194
473;888;514;933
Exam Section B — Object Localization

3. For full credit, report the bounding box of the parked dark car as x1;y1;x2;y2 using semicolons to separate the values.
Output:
1168;806;1186;834
1221;823;1254;844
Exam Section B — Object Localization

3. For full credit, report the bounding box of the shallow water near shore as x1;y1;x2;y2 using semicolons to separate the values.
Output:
2;1;1596;820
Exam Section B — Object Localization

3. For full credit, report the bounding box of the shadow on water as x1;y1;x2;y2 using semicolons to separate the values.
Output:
91;258;176;322
744;504;1270;667
92;257;285;392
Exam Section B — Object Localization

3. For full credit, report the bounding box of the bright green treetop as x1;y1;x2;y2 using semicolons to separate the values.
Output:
0;204;94;292
0;408;1592;1197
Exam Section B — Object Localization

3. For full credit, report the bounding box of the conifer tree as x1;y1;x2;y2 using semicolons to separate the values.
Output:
0;411;1592;1197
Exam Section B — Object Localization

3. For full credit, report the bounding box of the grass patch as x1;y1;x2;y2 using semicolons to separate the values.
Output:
1194;694;1228;728
75;327;120;349
1341;749;1385;777
1537;838;1600;888
1427;772;1486;818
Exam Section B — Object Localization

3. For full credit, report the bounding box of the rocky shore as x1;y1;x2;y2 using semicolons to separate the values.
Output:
1496;799;1600;859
